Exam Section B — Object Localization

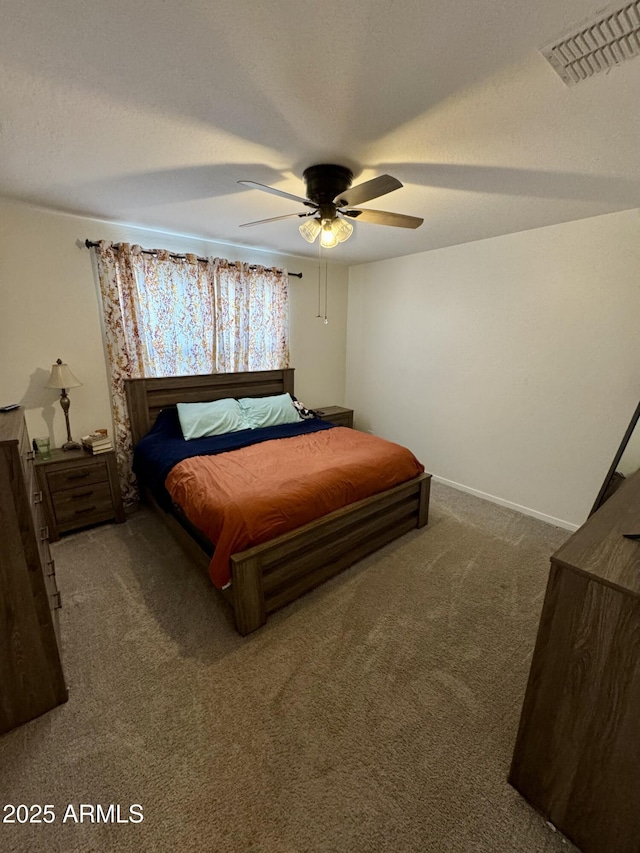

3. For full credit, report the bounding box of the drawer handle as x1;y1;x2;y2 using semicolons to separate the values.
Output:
39;525;49;541
34;490;43;503
26;450;35;461
72;490;94;499
68;471;91;480
75;505;96;515
46;558;56;578
52;591;62;610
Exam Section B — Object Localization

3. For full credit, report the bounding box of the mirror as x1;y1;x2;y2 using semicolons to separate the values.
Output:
590;400;640;515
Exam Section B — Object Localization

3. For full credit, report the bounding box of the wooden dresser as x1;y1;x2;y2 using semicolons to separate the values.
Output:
0;408;67;734
509;467;640;853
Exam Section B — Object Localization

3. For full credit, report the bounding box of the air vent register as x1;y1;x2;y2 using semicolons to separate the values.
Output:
541;1;640;84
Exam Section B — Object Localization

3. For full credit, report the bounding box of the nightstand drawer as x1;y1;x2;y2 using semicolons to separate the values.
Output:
52;481;114;525
47;459;108;492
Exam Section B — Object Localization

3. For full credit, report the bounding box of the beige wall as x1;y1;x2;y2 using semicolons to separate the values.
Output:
346;208;640;529
0;198;348;447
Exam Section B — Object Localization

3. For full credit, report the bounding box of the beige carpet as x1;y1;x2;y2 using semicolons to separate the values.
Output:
1;482;577;853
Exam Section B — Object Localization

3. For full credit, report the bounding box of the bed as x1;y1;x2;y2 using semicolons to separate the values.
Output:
125;369;431;635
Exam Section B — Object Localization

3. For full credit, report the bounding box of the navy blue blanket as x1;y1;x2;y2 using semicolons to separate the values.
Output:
132;407;335;507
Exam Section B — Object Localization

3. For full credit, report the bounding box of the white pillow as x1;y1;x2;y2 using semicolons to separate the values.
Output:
177;398;248;440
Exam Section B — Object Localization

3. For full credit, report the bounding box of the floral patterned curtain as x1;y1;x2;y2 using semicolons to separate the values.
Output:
91;242;288;504
213;258;289;372
132;248;215;377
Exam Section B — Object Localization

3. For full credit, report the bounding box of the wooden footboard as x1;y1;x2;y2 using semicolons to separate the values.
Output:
231;472;431;635
144;472;430;635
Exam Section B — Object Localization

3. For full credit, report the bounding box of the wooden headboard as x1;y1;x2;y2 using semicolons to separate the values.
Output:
125;368;295;445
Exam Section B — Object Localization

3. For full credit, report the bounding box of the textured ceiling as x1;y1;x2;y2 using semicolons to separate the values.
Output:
1;0;640;264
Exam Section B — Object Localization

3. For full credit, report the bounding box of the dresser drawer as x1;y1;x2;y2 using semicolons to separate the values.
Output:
29;482;44;538
52;481;114;525
47;459;108;492
21;431;36;492
33;497;49;557
43;554;58;599
33;500;62;645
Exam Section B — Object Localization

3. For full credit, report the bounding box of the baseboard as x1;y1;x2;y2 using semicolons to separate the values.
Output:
431;475;579;532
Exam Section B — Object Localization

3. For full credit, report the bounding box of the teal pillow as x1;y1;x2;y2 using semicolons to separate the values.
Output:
177;398;248;440
238;393;302;429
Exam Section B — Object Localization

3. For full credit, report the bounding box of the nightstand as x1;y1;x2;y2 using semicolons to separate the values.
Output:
35;447;126;541
315;406;354;428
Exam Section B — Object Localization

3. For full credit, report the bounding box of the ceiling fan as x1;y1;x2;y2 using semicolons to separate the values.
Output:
238;164;423;248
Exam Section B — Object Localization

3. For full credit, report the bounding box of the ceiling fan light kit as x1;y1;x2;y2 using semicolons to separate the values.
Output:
298;217;322;243
320;221;339;249
300;215;354;247
239;163;424;249
331;217;354;243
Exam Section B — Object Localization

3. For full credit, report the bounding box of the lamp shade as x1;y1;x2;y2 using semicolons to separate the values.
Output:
299;218;322;243
333;217;353;243
46;359;82;390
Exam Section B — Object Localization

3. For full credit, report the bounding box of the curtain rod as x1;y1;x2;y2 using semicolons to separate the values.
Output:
84;239;302;278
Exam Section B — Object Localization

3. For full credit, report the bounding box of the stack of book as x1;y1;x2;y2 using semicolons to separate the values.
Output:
81;431;114;455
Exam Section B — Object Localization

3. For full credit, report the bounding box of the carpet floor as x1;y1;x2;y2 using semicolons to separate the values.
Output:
0;482;577;853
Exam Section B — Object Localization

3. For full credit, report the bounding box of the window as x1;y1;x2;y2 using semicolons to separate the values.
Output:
91;241;289;502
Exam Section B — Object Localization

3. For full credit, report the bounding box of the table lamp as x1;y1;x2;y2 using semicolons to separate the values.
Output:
46;358;82;450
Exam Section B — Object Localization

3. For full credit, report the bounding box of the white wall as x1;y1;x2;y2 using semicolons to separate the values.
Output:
346;208;640;529
0;198;348;447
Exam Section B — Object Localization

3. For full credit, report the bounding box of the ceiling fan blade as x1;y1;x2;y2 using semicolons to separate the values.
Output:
343;208;424;229
239;211;313;227
334;174;402;207
238;180;314;207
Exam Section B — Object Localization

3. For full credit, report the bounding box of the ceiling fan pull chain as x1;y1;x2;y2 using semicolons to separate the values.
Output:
316;241;322;318
324;259;328;324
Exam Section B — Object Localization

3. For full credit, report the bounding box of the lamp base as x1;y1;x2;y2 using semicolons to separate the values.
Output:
62;440;82;451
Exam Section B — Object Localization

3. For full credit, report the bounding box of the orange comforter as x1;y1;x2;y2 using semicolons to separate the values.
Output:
165;426;424;587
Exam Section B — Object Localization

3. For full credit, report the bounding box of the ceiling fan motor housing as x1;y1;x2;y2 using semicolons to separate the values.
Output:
303;164;353;207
